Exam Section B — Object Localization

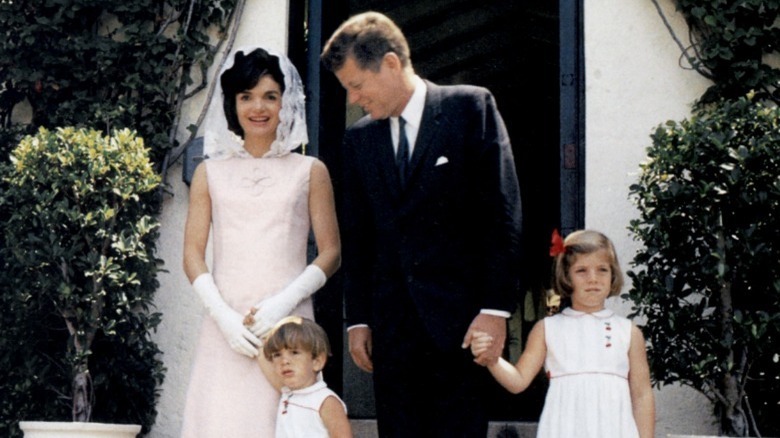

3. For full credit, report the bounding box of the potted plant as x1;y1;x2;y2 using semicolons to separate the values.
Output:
0;127;165;437
627;94;780;437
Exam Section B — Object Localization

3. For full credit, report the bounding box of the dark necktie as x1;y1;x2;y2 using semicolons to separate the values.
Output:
396;116;409;188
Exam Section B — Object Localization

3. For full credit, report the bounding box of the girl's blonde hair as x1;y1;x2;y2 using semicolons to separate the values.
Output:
262;316;331;361
552;229;624;299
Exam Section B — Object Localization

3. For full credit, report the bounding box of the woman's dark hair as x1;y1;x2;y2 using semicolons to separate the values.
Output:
220;48;286;138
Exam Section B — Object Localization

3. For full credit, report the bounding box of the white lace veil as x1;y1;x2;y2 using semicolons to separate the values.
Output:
203;46;309;160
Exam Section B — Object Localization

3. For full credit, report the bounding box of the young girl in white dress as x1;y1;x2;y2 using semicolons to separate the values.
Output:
258;316;352;438
470;229;655;438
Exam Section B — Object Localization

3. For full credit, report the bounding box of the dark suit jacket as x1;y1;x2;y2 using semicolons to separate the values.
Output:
339;80;522;351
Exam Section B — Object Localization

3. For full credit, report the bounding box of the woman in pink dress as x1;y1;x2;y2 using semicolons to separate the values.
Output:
181;46;340;438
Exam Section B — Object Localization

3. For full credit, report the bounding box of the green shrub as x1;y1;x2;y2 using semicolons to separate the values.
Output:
0;0;238;165
660;0;780;105
0;127;164;436
628;94;780;436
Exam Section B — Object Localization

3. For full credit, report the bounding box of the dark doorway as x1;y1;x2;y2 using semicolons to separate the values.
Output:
293;0;582;423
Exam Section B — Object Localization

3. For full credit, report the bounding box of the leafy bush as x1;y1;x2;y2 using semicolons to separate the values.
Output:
0;2;240;434
0;0;238;165
628;94;780;436
657;0;780;105
0;127;164;437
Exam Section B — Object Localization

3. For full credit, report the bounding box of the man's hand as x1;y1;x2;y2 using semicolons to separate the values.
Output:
348;326;374;372
462;313;506;366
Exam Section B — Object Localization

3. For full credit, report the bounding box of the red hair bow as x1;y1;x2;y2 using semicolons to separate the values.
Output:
549;229;565;257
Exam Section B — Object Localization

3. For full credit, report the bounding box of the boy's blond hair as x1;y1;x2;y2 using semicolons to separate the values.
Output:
262;316;331;361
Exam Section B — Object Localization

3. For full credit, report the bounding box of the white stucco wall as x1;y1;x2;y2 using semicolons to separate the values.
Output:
148;1;289;437
585;0;717;436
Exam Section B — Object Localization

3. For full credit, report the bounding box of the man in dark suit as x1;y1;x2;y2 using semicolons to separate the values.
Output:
321;11;522;437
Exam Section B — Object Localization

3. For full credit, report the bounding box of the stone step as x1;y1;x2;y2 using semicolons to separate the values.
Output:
350;420;539;437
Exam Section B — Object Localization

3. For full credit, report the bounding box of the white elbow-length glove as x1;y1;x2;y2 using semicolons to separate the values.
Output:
246;265;327;337
193;273;260;357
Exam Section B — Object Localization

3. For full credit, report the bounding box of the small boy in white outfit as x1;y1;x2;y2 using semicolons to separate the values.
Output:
258;316;352;438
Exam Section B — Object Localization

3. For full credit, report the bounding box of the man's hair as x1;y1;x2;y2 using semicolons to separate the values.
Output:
262;316;331;360
321;11;411;73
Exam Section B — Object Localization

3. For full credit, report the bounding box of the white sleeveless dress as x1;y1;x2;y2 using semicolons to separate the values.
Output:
180;153;316;438
537;307;640;438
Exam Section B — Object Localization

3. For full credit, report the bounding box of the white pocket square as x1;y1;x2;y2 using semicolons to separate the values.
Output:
435;156;449;166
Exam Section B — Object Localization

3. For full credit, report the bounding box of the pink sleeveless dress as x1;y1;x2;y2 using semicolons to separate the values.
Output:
180;153;316;438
